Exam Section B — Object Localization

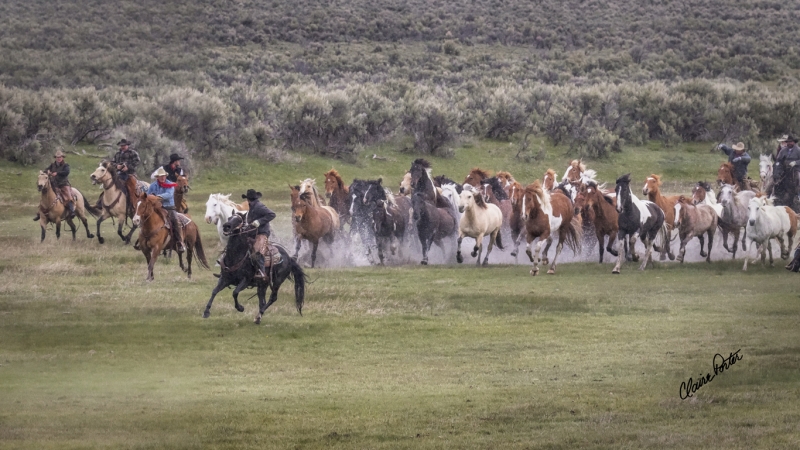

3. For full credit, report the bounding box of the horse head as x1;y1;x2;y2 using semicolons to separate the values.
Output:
615;174;632;213
399;172;413;195
132;192;159;227
642;174;661;196
759;154;773;184
324;168;344;198
37;171;50;193
410;159;435;193
90;162;111;185
464;167;489;188
747;196;766;226
691;182;708;205
674;195;690;227
543;169;557;192
177;175;190;194
362;178;387;207
222;213;246;236
521;181;545;220
563;159;585;183
717;163;734;186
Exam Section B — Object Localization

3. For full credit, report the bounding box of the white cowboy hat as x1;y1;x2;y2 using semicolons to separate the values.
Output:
731;142;746;152
153;167;168;177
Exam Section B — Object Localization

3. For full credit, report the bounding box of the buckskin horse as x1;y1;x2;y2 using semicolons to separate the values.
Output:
132;193;209;281
614;174;665;273
673;195;717;263
36;171;98;242
203;214;305;324
90;161;146;245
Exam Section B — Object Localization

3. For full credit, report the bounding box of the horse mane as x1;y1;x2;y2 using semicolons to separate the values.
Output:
412;158;431;169
698;181;713;192
496;171;516;184
616;173;632;185
469;167;491;180
648;174;663;186
571;159;586;172
524;180;550;211
324;169;346;189
545;168;557;179
471;187;488;209
482;177;509;200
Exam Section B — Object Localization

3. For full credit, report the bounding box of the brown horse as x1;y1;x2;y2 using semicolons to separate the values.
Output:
132;193;209;281
323;168;351;230
464;167;491;188
502;177;527;260
174;174;190;213
579;180;619;263
562;159;586;185
642;174;678;260
289;185;338;268
717;162;736;187
542;169;558;192
673;195;717;263
521;181;582;275
36;171;98;242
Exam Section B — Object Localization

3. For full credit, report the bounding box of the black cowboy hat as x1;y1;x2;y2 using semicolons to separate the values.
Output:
786;135;798;143
116;138;132;146
168;153;185;163
242;189;262;201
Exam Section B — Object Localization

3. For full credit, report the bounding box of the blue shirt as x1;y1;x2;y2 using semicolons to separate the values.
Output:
146;181;175;208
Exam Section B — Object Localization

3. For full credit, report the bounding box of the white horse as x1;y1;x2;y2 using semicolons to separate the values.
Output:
456;185;504;266
759;154;774;196
718;184;756;259
204;194;249;245
743;196;796;270
439;183;463;223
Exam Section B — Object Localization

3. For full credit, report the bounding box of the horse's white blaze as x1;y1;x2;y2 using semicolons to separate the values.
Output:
132;201;142;226
350;193;357;215
674;203;682;227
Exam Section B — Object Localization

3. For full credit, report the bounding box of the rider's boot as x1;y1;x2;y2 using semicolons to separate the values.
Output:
254;253;267;280
33;212;40;221
67;201;76;219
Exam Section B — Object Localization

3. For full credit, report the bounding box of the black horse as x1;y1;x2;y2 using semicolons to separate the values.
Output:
362;178;410;265
348;178;382;263
434;174;462;193
772;166;800;213
203;214;305;324
613;173;665;273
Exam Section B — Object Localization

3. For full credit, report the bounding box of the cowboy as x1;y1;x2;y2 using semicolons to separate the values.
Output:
242;189;276;280
775;135;800;190
162;153;185;183
34;149;74;221
108;138;140;212
146;167;186;252
717;142;751;191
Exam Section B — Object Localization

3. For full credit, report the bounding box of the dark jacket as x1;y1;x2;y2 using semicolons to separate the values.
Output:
163;163;185;183
719;145;751;181
44;161;71;187
113;149;141;175
776;143;800;166
246;200;276;236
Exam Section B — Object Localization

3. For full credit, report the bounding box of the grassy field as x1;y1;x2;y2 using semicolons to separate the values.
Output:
1;142;799;449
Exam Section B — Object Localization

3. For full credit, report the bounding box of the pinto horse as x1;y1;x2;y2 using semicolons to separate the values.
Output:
579;180;619;263
614;174;665;273
456;185;504;266
743;196;797;270
132;193;209;281
289;185;338;268
521;181;581;276
717;184;756;259
690;181;723;218
673;195;717;263
36;171;98;242
204;193;249;245
203;214;305;324
323;169;351;230
642;174;678;261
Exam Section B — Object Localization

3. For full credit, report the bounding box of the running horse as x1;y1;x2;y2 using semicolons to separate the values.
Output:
323;169;351;230
642;174;677;260
743;196;797;271
89;161;147;245
289;185;338;268
673;195;717;263
132;192;209;281
614;174;665;273
717;184;756;259
542;169;558;192
410;159;458;264
36;171;98;242
363;178;409;265
203;214;305;324
456;185;504;266
579;180;619;263
759;154;774;196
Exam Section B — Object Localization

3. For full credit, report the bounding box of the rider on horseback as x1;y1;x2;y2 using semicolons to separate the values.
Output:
147;167;186;252
242;189;276;280
96;139;140;214
34;149;74;221
717;142;751;191
774;135;800;198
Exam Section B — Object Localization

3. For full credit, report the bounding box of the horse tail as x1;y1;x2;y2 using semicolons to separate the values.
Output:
564;216;583;255
192;226;210;269
494;229;504;250
82;193;102;218
288;256;306;315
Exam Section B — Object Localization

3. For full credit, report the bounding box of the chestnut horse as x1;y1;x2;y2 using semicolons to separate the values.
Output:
521;181;581;276
717;162;736;187
323;169;351;230
174;175;190;213
36;171;98;242
642;174;678;260
289;185;338;268
132;193;209;281
464;167;491;189
673;195;717;263
580;180;619;263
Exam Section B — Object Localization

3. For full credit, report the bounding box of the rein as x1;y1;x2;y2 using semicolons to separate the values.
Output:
38;182;61;215
98;172;125;211
136;205;167;241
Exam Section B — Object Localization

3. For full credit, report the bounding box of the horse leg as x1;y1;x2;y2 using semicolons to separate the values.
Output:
55;221;61;240
456;234;464;264
147;247;159;281
257;283;281;324
606;231;618;258
528;238;545;276
420;236;430;265
612;232;625;273
639;237;655;271
743;238;752;271
123;225;138;245
677;233;691;263
39;217;47;242
293;236;302;260
203;278;228;318
741;228;747;252
706;229;714;263
254;283;268;325
720;228;731;253
482;231;496;266
629;233;640;262
232;279;248;313
95;216;106;244
547;241;564;274
185;237;193;279
779;234;789;260
597;230;605;263
67;218;77;241
697;233;706;258
81;216;94;239
542;237;552;265
310;241;319;268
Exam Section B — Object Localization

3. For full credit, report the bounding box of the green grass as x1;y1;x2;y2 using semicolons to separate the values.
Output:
1;142;798;449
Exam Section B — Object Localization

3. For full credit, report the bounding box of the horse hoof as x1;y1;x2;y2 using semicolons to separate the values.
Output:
659;254;666;261
203;311;210;318
98;237;105;244
420;260;428;265
668;254;675;261
254;316;261;325
456;254;463;264
547;269;555;275
530;269;538;276
236;304;245;312
612;269;620;274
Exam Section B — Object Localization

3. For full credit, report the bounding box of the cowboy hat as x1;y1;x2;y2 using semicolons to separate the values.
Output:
153;167;169;177
116;138;132;146
54;149;65;158
168;153;184;163
242;189;262;201
786;135;798;143
777;134;789;142
731;142;746;152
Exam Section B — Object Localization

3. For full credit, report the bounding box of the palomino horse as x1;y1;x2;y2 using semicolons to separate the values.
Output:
36;171;98;242
743;196;797;271
289;185;338;268
579;180;619;263
521;181;581;276
673;195;717;263
323;169;351;230
717;184;756;259
89;161;144;245
204;193;249;245
690;181;723;218
203;214;305;324
174;175;190;213
642;174;677;260
132;193;209;281
463;169;513;245
456;185;504;266
614;174;665;273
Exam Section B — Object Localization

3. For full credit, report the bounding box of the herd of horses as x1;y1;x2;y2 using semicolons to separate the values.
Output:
32;156;800;323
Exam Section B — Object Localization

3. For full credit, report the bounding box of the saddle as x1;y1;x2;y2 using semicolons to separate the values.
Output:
163;212;192;230
263;245;283;268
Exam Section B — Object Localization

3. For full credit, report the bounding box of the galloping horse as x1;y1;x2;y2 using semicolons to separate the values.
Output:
364;179;408;265
456;185;504;266
36;171;97;242
132;193;209;281
642;174;677;260
673;195;717;263
614;174;665;273
289;185;338;268
174;175;190;213
411;191;458;265
743;196;797;270
203;214;305;324
579;180;619;263
204;193;249;245
90;161;146;245
690;181;723;218
323;169;351;230
521;181;581;275
349;178;379;263
717;184;756;259
464;167;491;190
